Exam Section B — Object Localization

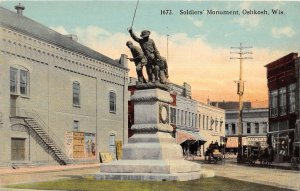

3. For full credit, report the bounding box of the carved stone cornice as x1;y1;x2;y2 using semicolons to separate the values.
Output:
131;123;173;133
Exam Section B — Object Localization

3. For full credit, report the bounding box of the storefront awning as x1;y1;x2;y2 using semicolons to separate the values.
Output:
226;137;247;148
176;131;207;145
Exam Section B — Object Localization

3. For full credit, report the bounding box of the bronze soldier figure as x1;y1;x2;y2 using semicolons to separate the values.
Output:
128;28;163;83
126;41;146;83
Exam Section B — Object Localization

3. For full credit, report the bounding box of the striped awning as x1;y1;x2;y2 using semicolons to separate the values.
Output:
176;131;207;145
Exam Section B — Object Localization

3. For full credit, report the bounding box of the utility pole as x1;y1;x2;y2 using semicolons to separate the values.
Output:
167;34;169;62
166;26;170;62
230;43;253;163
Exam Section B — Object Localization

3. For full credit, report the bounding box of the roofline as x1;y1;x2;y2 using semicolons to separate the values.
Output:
264;52;298;68
0;6;127;70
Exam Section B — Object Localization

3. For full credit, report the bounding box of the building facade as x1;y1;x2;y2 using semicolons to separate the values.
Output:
265;53;299;162
169;83;226;156
0;6;128;167
225;108;269;150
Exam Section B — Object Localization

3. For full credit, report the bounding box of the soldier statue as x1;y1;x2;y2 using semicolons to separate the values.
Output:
128;28;168;84
126;41;146;83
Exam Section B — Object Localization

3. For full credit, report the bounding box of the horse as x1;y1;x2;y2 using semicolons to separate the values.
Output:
259;147;274;167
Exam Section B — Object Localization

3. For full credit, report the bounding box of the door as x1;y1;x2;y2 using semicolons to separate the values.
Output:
11;138;25;161
109;134;116;159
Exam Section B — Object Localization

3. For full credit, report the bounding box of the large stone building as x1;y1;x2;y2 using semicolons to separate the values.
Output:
265;53;299;162
0;5;128;167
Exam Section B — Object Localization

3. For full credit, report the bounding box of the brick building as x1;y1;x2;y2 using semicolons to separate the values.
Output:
265;52;299;162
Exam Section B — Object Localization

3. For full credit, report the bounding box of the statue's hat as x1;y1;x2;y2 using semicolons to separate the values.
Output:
140;30;150;38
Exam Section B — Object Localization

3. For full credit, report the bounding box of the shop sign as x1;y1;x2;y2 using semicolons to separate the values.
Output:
247;136;267;147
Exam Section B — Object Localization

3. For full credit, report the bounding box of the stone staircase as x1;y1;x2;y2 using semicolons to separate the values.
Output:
24;117;69;165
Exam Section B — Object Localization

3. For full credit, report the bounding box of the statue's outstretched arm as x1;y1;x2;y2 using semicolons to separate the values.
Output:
129;29;141;43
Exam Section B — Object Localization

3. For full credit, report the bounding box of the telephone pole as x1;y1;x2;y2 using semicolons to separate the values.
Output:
167;34;170;62
230;43;253;163
166;26;170;62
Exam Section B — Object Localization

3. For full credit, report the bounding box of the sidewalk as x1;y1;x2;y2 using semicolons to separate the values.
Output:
186;156;299;171
0;163;100;175
0;163;100;187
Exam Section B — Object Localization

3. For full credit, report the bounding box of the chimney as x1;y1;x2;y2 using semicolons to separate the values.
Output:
119;54;128;68
64;34;78;42
207;97;210;105
15;3;25;15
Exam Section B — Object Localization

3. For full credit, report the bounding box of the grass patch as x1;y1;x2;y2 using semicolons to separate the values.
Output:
7;176;291;191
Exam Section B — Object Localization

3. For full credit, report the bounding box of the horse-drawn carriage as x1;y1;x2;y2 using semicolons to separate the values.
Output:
241;145;274;167
204;144;225;164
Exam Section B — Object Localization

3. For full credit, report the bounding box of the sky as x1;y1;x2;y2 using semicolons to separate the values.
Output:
1;1;300;107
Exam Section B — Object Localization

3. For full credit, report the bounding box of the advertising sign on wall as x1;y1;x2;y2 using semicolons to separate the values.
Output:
65;131;96;159
116;140;123;160
84;133;96;159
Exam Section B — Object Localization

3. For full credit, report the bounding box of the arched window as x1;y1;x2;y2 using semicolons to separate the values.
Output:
73;81;80;106
109;91;116;113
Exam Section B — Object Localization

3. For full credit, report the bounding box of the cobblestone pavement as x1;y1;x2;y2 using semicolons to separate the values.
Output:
201;162;300;191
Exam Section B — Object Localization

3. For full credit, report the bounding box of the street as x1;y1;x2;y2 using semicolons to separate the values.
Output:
0;161;299;191
201;161;300;191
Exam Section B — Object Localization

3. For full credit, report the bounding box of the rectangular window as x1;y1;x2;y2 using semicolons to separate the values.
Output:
232;124;236;134
10;67;18;93
73;82;80;106
199;114;201;129
185;111;187;125
191;113;194;127
170;108;176;125
189;112;191;126
255;123;259;134
270;90;278;117
247;123;251;134
73;120;79;132
288;83;296;113
203;115;205;130
109;91;116;113
20;70;28;96
177;109;180;125
225;124;229;135
210;117;214;130
206;116;209;130
279;87;286;116
181;110;183;125
195;114;197;128
263;124;267;133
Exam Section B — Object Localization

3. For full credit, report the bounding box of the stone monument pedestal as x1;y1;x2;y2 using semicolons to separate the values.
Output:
95;88;202;181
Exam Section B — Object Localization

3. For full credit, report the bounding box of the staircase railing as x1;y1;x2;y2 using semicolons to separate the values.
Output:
22;109;68;161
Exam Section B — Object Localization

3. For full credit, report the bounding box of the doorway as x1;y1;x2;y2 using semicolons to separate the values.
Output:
11;138;25;161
